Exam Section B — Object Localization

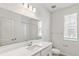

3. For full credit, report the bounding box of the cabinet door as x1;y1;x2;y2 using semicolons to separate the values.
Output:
0;17;14;45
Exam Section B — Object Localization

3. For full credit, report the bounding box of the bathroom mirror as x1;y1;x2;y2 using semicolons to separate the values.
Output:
0;7;39;46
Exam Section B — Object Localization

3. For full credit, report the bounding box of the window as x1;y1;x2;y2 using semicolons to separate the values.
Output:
64;13;77;41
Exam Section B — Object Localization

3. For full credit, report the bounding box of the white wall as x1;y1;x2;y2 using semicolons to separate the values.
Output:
51;4;79;55
31;4;51;42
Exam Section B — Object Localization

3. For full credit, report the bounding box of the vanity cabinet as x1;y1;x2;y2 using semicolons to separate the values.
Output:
33;45;52;56
0;40;52;56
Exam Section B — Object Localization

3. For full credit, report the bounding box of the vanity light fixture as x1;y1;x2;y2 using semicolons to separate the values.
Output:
23;3;36;13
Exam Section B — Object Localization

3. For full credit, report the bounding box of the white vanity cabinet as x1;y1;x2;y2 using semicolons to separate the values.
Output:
0;40;52;56
32;45;52;56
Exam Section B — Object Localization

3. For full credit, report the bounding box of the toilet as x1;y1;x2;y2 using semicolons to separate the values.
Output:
52;48;61;56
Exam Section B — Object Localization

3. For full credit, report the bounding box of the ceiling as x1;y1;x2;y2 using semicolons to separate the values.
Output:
33;3;77;12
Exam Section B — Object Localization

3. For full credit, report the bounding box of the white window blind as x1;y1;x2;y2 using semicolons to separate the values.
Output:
64;13;77;41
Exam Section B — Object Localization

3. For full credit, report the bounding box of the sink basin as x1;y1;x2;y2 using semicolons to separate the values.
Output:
26;45;42;51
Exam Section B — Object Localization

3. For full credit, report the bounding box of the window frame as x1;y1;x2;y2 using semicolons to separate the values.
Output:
64;13;77;41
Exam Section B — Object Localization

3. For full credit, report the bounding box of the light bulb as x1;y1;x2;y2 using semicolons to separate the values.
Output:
29;4;33;11
33;8;36;13
23;3;29;8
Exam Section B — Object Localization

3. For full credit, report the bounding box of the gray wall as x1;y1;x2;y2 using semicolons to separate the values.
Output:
51;4;79;56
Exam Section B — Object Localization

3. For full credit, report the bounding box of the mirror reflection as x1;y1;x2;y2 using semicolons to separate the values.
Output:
0;7;39;46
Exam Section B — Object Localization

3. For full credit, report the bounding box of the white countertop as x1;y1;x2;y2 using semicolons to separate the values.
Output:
0;40;52;56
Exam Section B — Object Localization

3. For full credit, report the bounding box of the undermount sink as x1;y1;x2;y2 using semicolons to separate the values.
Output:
26;45;42;51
